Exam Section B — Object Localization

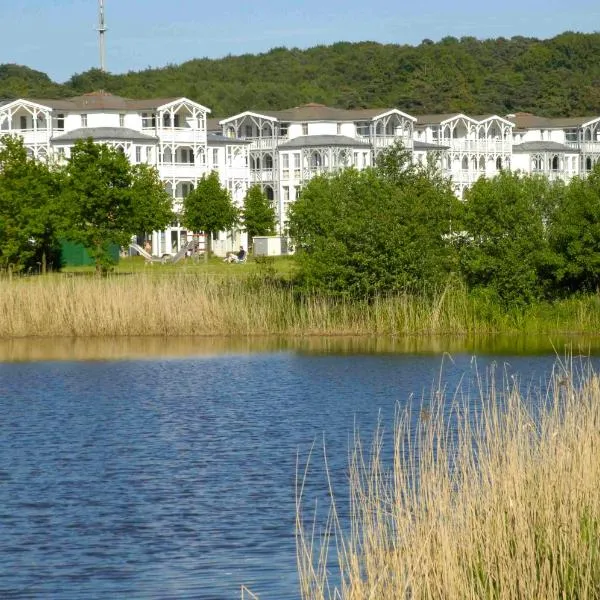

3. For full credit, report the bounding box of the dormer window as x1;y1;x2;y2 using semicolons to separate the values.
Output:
142;113;156;128
355;121;370;137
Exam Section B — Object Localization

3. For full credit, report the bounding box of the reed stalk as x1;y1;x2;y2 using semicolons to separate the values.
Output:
296;362;600;599
2;273;600;337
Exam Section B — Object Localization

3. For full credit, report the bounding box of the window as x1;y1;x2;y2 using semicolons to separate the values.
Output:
163;113;172;127
57;114;65;130
81;114;87;127
293;152;301;178
432;127;439;141
355;121;370;137
142;113;156;128
280;123;289;137
282;154;289;179
146;147;152;162
180;148;194;164
245;125;253;138
337;122;342;135
282;186;290;201
302;123;308;136
173;114;180;128
565;128;578;143
119;114;125;127
135;146;142;162
180;182;194;197
212;148;219;166
20;116;27;129
57;147;65;158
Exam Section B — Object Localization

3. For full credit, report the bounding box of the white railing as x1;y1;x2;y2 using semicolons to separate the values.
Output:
159;163;207;178
372;135;413;149
440;139;511;153
153;127;207;143
250;168;274;181
248;138;276;150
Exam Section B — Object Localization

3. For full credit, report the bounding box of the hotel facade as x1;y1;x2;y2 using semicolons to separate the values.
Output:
1;91;600;256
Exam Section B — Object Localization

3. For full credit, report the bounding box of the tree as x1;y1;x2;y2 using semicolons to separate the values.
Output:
288;149;460;297
0;135;63;273
129;163;174;235
182;171;238;259
62;138;172;272
458;171;560;306
549;165;600;294
242;184;276;246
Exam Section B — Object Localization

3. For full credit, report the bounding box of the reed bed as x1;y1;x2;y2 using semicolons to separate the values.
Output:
296;362;600;599
2;273;600;337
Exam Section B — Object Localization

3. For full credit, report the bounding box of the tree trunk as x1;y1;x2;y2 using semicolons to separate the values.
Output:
205;232;212;262
41;250;47;275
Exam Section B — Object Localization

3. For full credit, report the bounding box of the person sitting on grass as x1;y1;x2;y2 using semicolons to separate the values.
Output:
224;246;246;264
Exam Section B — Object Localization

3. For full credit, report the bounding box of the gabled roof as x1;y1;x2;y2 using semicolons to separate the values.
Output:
280;134;370;148
221;103;415;124
15;91;205;112
52;127;158;143
512;141;579;153
413;140;450;151
507;112;599;130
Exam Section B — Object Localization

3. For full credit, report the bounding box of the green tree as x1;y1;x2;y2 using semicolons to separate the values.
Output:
242;184;276;246
549;166;600;294
62;139;172;272
181;171;238;258
288;153;460;297
129;163;174;235
0;135;63;273
459;171;559;306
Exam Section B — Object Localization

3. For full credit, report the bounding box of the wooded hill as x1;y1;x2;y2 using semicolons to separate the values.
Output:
2;31;600;117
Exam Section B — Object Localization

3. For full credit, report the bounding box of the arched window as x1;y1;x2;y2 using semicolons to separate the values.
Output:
478;128;485;139
479;156;486;171
261;123;272;137
496;157;503;170
264;154;274;169
264;186;274;201
550;155;559;171
311;151;323;168
586;157;592;171
461;156;469;170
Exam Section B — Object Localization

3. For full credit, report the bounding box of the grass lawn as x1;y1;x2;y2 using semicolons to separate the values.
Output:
61;254;298;278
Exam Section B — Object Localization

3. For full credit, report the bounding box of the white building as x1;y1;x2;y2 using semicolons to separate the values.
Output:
217;103;417;230
3;91;600;254
0;91;250;257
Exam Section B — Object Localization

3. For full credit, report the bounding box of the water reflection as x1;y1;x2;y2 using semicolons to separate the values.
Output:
1;334;600;362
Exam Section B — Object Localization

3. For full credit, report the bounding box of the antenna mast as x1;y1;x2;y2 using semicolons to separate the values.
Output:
97;0;107;71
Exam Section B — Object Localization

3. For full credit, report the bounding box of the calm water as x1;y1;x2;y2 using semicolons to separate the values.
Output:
0;337;599;599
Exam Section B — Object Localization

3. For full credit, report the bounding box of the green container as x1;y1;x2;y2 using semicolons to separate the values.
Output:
60;240;120;267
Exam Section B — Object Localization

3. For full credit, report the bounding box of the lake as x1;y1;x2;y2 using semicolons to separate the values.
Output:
1;336;599;599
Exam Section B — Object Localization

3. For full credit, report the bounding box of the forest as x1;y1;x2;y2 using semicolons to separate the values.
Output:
1;31;600;117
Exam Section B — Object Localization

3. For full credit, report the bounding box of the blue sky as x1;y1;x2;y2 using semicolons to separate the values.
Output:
0;0;599;82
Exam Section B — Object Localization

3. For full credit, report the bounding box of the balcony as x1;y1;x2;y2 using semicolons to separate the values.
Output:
247;138;276;150
147;127;207;144
372;135;413;149
250;168;274;181
439;139;511;153
158;162;208;178
6;128;52;145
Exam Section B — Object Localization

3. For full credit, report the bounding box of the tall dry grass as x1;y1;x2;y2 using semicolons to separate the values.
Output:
2;273;600;337
296;362;600;599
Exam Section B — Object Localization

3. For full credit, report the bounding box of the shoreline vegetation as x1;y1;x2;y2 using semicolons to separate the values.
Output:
296;363;600;599
2;268;600;339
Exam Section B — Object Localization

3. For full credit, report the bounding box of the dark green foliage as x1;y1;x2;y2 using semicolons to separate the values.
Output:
4;33;600;116
181;171;238;256
288;144;460;297
62;139;172;272
0;135;63;272
242;185;276;242
549;166;600;294
459;172;560;306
